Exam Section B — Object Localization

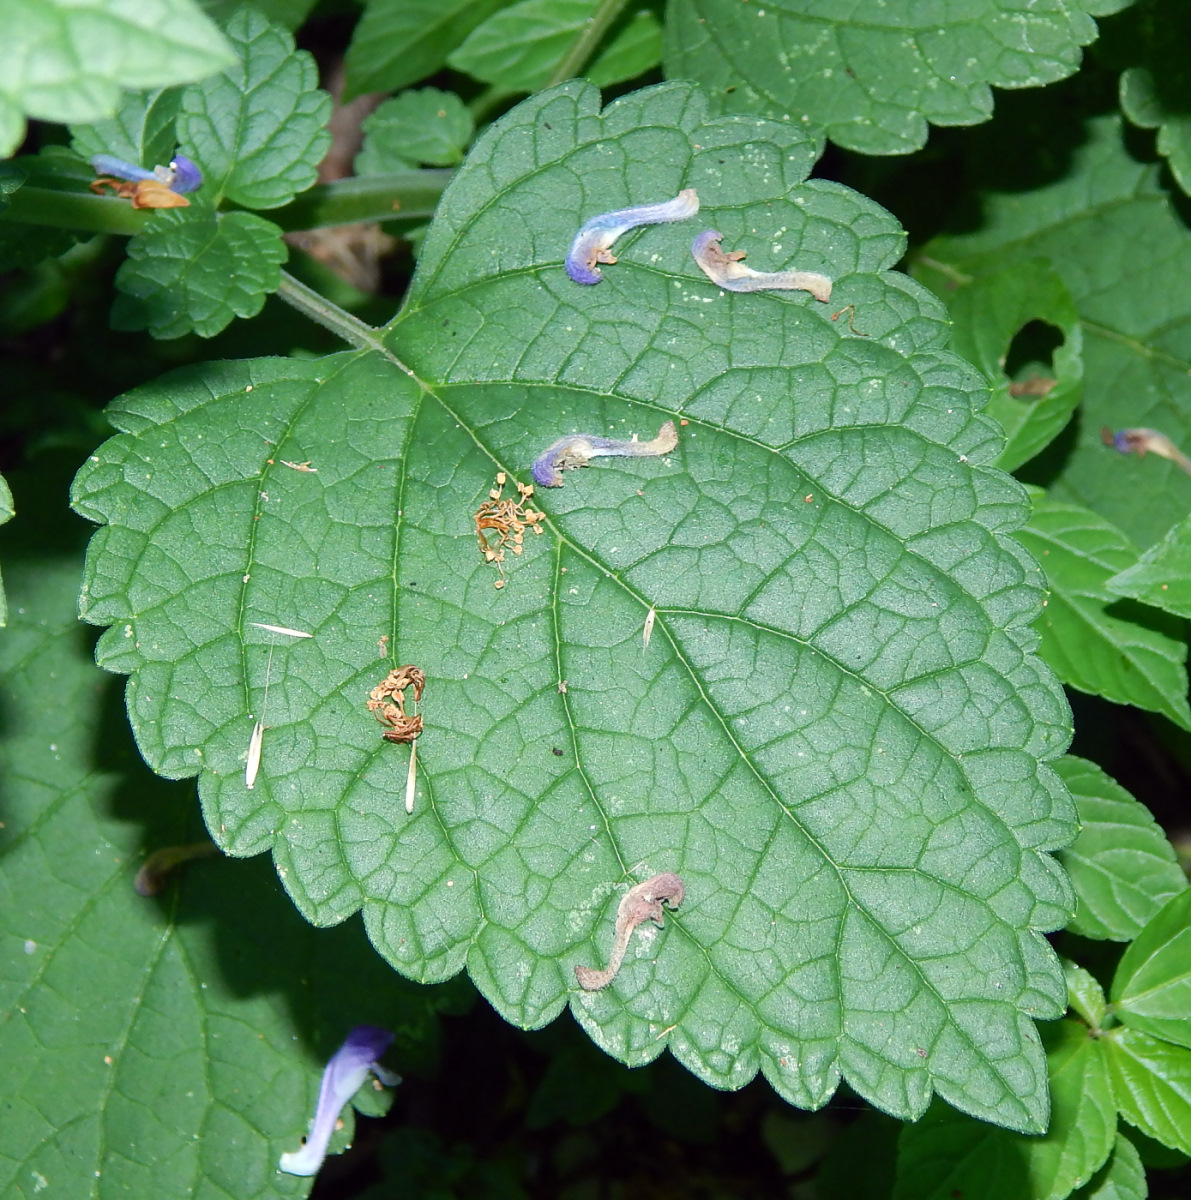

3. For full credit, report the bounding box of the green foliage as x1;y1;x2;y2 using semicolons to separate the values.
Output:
920;114;1191;550
0;525;452;1197
343;0;511;99
113;208;286;338
1054;757;1187;942
69;88;183;173
1104;1027;1191;1155
356;89;475;175
1014;495;1191;729
662;0;1126;156
177;6;331;209
72;80;1078;1134
1112;890;1191;1049
1107;512;1191;619
0;0;233;158
1071;1135;1147;1200
448;0;663;92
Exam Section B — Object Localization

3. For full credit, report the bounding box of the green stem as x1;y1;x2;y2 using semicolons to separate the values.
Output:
1;187;149;236
267;170;452;232
546;0;630;86
469;85;519;123
274;271;387;354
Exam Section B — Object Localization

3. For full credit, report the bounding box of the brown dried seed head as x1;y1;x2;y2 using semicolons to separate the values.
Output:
494;579;505;589
496;472;507;485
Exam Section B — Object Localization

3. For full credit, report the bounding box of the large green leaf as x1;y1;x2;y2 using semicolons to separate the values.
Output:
73;81;1077;1132
343;0;511;99
177;6;331;209
918;114;1191;550
112;208;287;339
0;0;233;158
1054;756;1187;942
662;0;1127;157
1014;495;1191;728
1107;511;1191;620
1070;1135;1147;1200
893;1019;1116;1200
1103;1026;1191;1155
70;87;183;174
1111;890;1191;1049
0;509;453;1197
929;259;1083;474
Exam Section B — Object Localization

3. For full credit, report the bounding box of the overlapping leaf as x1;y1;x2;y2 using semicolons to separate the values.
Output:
918;114;1191;550
0;0;232;157
1014;494;1191;728
1111;890;1191;1050
69;88;183;174
1103;1027;1191;1155
356;89;475;176
1071;1135;1146;1200
0;512;454;1198
1054;757;1187;942
662;0;1128;157
112;208;286;339
177;6;331;209
1107;513;1191;619
74;80;1077;1132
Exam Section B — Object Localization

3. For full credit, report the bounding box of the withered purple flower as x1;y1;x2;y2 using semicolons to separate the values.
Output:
89;153;203;194
1102;426;1191;476
279;1025;401;1177
565;188;699;284
532;420;679;488
691;229;832;302
575;873;686;991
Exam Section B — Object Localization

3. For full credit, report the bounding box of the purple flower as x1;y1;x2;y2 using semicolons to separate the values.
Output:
565;188;699;284
279;1025;400;1177
691;230;832;302
89;153;203;195
532;420;679;488
1102;426;1191;476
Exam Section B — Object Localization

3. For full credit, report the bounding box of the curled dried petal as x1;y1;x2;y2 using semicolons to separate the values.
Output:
565;189;699;284
575;873;685;991
691;229;832;302
532;420;679;488
1102;426;1191;476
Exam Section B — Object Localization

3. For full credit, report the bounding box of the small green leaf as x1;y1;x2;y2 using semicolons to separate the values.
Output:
920;115;1191;550
1104;1026;1191;1154
662;0;1119;157
202;0;319;29
1065;960;1108;1030
1111;890;1191;1050
934;259;1083;473
448;0;662;92
1106;511;1191;620
893;1019;1116;1200
357;89;475;174
343;0;510;98
1014;495;1191;729
177;6;332;209
1070;1134;1148;1200
113;208;287;339
0;0;233;157
1054;756;1187;942
69;87;182;173
0;473;11;626
0;531;453;1198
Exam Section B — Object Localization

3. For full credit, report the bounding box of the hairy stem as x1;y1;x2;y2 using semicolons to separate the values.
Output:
274;271;385;353
1;187;149;235
546;0;631;86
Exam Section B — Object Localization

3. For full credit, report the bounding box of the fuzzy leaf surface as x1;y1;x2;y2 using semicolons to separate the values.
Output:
69;87;183;174
1104;1027;1191;1155
1070;1135;1147;1200
113;208;286;339
0;519;451;1199
343;0;511;99
0;0;232;157
1014;495;1191;729
177;6;331;209
1054;756;1186;942
74;81;1076;1132
893;1019;1116;1200
1106;511;1191;620
357;89;475;175
932;259;1083;473
918;114;1191;550
448;0;662;92
1111;890;1191;1050
662;0;1124;157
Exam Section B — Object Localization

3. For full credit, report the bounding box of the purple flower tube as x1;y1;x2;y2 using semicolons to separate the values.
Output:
531;420;679;488
565;188;699;284
89;153;203;194
691;229;832;302
279;1025;400;1177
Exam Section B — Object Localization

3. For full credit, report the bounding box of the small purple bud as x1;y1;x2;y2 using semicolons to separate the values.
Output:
691;229;832;302
1102;426;1191;476
279;1025;400;1177
532;420;679;488
90;154;156;182
565;189;699;285
168;155;203;194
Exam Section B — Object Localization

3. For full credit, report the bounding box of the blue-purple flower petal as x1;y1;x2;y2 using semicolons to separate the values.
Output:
279;1025;398;1177
169;155;203;194
565;189;699;284
532;421;679;487
90;154;156;182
